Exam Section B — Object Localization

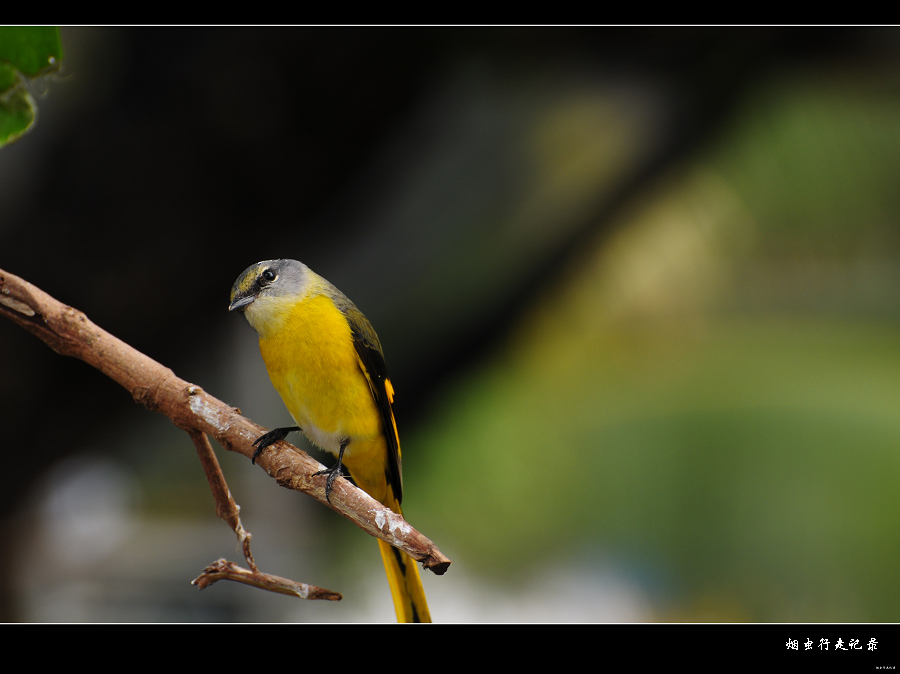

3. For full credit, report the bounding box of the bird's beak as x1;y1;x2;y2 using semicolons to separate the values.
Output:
229;295;255;312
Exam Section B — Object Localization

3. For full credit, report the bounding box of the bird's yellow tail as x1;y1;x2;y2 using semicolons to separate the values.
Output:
377;491;431;623
377;538;431;623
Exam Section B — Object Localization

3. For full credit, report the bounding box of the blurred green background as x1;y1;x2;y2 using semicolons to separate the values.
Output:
2;27;899;622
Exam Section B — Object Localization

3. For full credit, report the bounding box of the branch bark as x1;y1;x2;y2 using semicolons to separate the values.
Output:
0;267;451;597
191;559;341;600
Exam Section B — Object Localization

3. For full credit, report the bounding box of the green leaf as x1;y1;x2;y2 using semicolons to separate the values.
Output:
0;26;62;148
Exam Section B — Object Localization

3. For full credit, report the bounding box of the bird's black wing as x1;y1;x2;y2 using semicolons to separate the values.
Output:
334;291;403;503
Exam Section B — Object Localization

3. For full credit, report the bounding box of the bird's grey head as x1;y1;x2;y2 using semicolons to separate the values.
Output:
228;259;311;314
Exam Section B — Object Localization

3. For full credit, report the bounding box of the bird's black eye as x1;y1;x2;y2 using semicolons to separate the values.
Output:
259;269;277;286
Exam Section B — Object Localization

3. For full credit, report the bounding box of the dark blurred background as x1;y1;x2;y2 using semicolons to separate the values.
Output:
2;26;900;622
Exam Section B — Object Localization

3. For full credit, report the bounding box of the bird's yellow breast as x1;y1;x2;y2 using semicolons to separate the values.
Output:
254;292;384;457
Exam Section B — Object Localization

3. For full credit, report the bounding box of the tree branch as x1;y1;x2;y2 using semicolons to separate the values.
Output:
0;267;451;600
191;559;341;600
187;429;257;572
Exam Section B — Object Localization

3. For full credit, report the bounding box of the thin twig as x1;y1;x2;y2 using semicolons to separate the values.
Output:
188;430;257;572
192;559;341;601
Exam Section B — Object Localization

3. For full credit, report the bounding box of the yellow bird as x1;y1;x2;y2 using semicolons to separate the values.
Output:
229;259;431;623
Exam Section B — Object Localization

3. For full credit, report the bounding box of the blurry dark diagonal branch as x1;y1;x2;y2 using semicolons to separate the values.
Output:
0;267;451;599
